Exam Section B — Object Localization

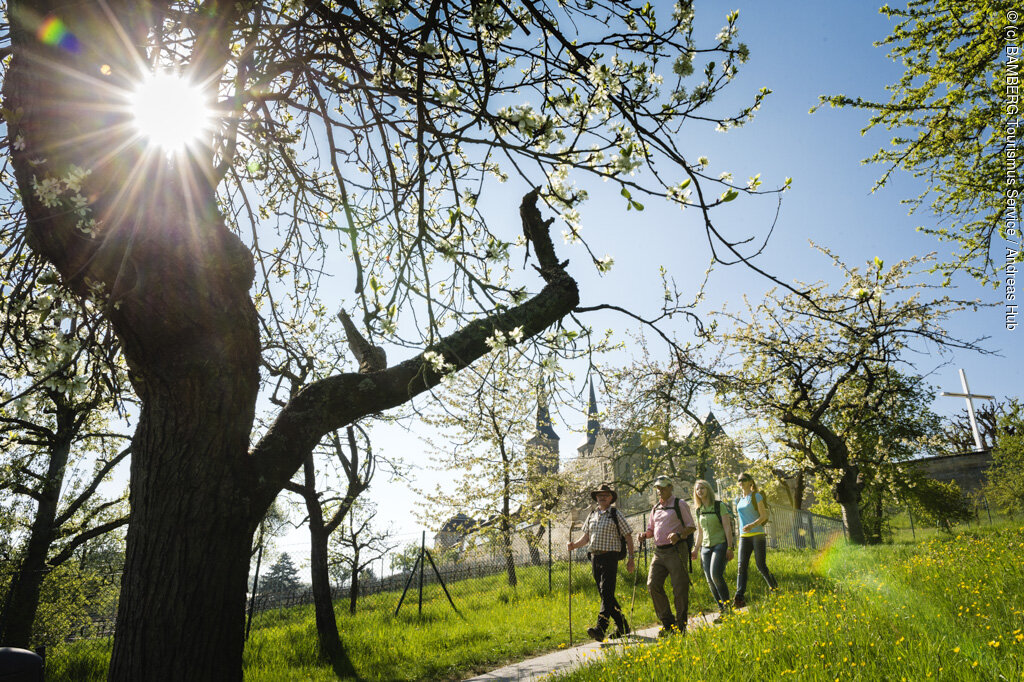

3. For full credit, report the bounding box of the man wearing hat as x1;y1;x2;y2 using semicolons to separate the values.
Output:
636;475;696;636
567;482;636;641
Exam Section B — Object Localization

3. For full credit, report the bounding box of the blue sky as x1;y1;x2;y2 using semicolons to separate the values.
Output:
273;2;1022;564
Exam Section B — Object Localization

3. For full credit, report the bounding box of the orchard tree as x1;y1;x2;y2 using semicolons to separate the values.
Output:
716;249;987;543
244;500;290;640
286;422;384;668
420;346;566;588
939;399;1003;453
0;273;131;647
816;1;1016;284
0;2;785;678
265;314;389;670
330;502;396;614
389;542;422;574
983;398;1024;513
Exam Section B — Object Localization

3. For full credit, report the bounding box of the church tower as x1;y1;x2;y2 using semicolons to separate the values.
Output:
577;378;601;458
526;378;560;477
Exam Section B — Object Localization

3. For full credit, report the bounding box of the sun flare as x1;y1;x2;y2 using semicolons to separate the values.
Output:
129;72;212;152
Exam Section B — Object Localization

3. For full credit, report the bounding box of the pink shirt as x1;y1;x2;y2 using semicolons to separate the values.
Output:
646;496;695;546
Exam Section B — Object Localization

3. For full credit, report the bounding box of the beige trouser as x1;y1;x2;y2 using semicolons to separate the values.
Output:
648;545;689;628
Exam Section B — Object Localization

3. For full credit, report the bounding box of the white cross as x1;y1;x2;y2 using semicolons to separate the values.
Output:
940;368;995;451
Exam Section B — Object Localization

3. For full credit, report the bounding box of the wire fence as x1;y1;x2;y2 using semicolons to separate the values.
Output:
243;501;847;627
7;500;845;652
884;491;1015;542
0;564;120;649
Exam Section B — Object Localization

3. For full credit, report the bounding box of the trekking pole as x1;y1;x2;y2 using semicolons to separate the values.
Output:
568;528;573;646
627;536;641;642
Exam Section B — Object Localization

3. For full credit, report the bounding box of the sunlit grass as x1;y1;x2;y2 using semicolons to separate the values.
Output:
553;524;1024;681
51;524;1022;682
50;557;726;681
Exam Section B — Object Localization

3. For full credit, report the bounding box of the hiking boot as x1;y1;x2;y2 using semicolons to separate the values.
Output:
587;626;606;642
657;624;679;638
733;595;746;608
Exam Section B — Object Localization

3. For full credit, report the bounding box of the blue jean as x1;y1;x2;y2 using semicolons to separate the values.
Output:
735;535;777;599
700;542;731;610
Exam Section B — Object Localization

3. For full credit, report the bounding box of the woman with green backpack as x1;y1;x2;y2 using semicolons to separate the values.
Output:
690;479;735;615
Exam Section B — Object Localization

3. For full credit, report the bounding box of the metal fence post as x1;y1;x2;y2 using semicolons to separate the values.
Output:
983;494;993;524
907;506;915;540
547;519;552;594
245;538;264;642
418;530;425;616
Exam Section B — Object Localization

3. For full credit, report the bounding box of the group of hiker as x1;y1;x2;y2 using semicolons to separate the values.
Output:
566;473;778;641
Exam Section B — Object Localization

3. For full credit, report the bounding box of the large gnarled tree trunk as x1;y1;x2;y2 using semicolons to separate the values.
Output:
833;466;865;545
4;5;579;677
783;415;867;544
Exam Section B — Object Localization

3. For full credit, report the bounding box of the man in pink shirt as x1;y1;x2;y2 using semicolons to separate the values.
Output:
636;475;696;636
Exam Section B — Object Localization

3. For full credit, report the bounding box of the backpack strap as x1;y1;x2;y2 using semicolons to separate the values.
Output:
673;498;694;574
610;507;629;537
672;498;685;526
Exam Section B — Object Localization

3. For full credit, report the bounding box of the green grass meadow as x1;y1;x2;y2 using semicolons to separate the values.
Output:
43;525;1024;680
553;525;1024;682
44;552;729;681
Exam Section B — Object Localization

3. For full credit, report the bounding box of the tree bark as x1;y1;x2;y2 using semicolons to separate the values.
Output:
782;415;867;544
348;550;360;615
834;466;865;545
108;368;261;679
500;519;517;588
526;526;543;567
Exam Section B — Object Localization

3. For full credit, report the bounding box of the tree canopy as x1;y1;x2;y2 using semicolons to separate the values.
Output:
714;248;986;543
816;0;1016;284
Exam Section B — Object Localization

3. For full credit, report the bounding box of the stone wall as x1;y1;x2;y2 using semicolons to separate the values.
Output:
911;450;993;493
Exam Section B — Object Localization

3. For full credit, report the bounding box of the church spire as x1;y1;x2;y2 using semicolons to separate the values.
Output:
585;377;600;447
536;378;559;441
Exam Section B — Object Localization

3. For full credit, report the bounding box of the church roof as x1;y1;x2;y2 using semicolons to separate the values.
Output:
438;513;476;534
676;410;724;440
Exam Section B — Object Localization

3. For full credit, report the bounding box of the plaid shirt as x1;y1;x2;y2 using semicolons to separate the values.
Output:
583;506;633;553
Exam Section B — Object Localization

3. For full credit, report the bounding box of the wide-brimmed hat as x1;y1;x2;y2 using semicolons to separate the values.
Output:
590;482;618;503
652;475;674;489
